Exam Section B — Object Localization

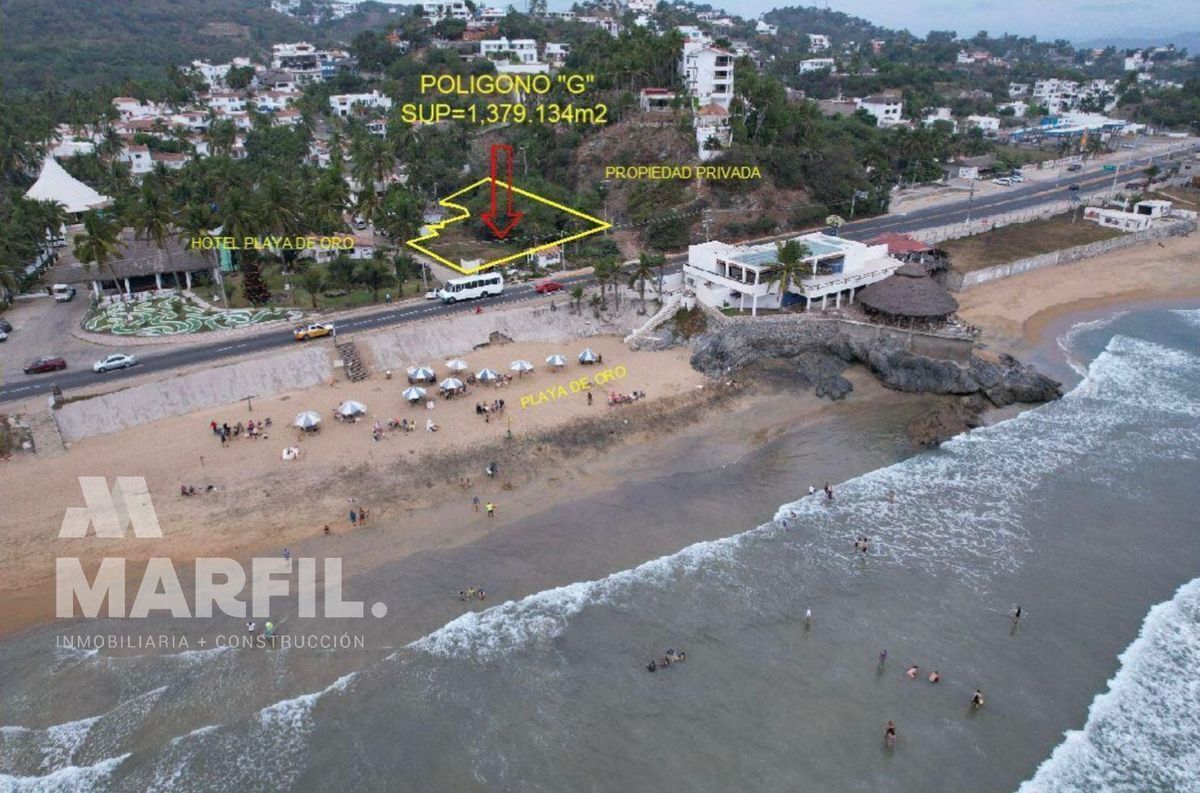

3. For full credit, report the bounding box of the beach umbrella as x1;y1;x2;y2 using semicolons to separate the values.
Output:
578;348;598;363
445;358;469;372
293;411;322;429
439;377;463;391
402;386;427;402
408;366;436;383
510;359;534;373
336;400;367;417
476;368;501;383
546;353;567;368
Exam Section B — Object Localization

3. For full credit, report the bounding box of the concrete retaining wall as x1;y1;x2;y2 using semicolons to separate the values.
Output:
54;347;333;442
362;304;622;371
724;313;975;362
944;217;1196;291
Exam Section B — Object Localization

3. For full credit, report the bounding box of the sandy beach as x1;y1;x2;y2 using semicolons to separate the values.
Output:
956;230;1200;352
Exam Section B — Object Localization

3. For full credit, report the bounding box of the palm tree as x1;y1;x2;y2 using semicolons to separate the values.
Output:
298;266;325;309
132;183;176;287
74;211;127;305
569;285;584;315
394;252;417;297
592;259;613;311
627;253;658;314
588;293;603;319
175;201;227;306
765;240;811;315
355;254;395;301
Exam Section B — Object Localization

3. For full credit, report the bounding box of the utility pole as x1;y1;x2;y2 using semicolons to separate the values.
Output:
966;178;977;223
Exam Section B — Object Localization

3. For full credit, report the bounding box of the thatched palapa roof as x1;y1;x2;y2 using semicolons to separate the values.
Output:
48;230;214;284
857;263;958;319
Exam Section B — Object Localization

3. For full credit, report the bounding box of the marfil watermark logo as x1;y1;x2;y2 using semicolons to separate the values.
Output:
57;477;387;622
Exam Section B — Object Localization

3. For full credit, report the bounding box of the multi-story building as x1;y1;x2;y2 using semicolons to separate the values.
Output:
479;37;539;65
755;20;778;36
798;58;835;74
329;91;393;117
856;95;903;126
681;43;735;110
544;43;570;66
684;233;900;315
422;0;470;21
806;33;831;51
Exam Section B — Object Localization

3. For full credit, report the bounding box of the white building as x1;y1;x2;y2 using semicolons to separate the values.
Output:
329;91;393;117
997;100;1027;117
806;33;831;51
639;88;678;111
922;107;956;131
121;145;154;176
798;58;835;74
694;102;732;161
685;233;900;315
681;43;735;110
477;6;505;24
1008;82;1030;96
422;0;470;21
578;15;621;35
544;42;570;66
271;42;328;84
856;95;903;126
1123;51;1148;71
755;20;778;36
480;37;539;65
677;25;712;46
965;115;1001;133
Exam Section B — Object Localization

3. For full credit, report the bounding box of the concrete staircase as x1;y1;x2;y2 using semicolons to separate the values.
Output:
335;340;371;382
27;410;67;457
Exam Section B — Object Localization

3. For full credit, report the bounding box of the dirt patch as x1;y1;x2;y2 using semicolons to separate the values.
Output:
942;213;1124;272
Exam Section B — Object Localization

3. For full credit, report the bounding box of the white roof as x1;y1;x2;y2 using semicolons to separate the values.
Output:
24;158;112;214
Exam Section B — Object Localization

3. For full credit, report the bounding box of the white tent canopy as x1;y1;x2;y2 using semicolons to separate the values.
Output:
24;158;112;214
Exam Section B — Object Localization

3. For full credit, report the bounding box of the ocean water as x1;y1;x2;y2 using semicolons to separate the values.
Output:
1;309;1199;792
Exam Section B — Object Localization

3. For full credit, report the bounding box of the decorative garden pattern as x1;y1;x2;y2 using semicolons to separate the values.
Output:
84;296;301;336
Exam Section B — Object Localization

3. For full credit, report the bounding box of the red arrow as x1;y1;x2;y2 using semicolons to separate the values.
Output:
481;143;522;239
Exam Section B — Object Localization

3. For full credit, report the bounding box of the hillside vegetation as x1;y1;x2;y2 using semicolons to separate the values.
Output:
0;0;314;91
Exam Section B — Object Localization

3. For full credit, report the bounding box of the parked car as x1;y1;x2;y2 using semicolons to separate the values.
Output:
992;177;1013;186
1068;184;1081;191
24;356;67;375
93;353;138;372
534;280;564;294
1125;181;1145;190
424;290;440;300
1009;173;1025;182
293;322;334;341
0;329;8;342
1066;163;1083;172
51;284;76;302
0;318;12;333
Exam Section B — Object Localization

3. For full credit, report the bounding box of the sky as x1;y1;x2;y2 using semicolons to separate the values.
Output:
680;1;1200;43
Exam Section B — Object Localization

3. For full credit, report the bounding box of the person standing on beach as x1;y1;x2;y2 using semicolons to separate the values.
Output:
809;485;816;497
473;495;480;512
486;502;496;518
804;608;812;627
824;482;833;500
884;721;897;749
350;509;357;527
282;548;290;562
1013;605;1023;622
879;649;888;664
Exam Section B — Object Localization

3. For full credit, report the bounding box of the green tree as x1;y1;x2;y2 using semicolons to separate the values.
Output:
73;211;127;305
627;253;658;314
355;254;395;301
298;266;325;309
569;284;584;315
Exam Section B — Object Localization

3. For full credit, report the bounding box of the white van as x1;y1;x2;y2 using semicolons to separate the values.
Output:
436;272;504;303
51;284;77;302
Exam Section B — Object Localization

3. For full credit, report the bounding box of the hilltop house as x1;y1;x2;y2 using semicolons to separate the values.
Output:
856;95;903;127
480;37;539;64
681;43;735;110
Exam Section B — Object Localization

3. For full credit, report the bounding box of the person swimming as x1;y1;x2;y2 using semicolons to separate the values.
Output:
906;665;919;679
928;671;940;683
972;689;985;708
885;721;897;748
647;660;657;672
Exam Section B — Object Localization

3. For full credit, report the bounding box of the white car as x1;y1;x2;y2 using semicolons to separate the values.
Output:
93;353;138;372
0;329;7;342
992;177;1012;186
424;290;439;300
1009;173;1025;182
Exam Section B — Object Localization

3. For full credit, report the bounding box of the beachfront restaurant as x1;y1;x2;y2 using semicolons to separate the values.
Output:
683;232;901;315
46;229;224;301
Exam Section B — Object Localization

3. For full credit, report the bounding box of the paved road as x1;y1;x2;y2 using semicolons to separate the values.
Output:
1;144;1191;406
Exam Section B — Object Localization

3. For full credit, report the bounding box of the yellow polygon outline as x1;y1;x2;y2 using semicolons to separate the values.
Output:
406;177;612;275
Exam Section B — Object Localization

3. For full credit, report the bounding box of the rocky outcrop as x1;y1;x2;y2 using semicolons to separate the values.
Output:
906;398;986;448
690;320;1061;408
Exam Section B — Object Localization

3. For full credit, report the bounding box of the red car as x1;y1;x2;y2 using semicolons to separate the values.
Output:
24;356;67;375
534;281;564;294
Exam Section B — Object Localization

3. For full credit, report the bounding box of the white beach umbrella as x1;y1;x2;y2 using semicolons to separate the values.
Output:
546;354;567;368
402;386;427;402
445;358;469;372
408;366;436;382
439;377;464;391
293;411;322;429
476;368;502;382
337;400;367;417
578;348;599;363
509;359;534;373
